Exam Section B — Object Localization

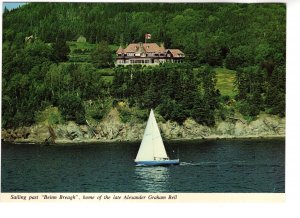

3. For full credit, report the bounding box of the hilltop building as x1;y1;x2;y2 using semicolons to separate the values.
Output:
77;35;87;43
115;42;185;65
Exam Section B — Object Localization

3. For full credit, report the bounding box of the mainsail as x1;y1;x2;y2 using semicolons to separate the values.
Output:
135;109;168;161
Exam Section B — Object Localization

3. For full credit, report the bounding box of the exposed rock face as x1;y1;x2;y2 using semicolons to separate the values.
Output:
184;119;211;138
1;127;31;142
66;122;83;140
26;125;50;143
53;121;84;142
159;119;211;139
215;114;285;138
1;111;285;144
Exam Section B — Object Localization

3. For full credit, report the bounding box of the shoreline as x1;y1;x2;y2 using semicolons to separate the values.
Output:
1;112;285;145
4;134;285;145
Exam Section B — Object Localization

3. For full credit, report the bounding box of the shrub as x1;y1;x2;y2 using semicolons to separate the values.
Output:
85;99;111;121
35;106;64;125
58;92;86;124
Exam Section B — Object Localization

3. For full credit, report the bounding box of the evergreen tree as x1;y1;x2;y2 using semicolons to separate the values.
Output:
90;41;113;68
52;38;70;62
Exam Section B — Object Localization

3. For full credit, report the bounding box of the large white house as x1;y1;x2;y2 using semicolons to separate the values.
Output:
115;42;185;65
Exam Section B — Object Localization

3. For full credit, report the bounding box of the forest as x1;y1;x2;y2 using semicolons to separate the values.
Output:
2;3;286;128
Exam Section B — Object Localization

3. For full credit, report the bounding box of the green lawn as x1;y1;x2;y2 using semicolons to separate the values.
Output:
102;75;114;83
215;67;237;98
96;68;114;76
96;69;114;84
67;41;119;53
67;41;96;52
67;41;95;62
67;41;119;63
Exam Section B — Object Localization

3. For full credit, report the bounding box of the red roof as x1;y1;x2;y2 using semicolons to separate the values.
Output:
116;46;124;54
167;49;185;58
117;43;166;54
116;43;185;59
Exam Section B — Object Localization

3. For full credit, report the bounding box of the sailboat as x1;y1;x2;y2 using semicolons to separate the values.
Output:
135;109;180;166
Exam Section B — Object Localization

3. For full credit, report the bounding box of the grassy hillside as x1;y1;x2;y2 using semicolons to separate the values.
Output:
66;41;115;84
215;68;237;98
96;68;115;84
68;41;119;62
67;41;96;62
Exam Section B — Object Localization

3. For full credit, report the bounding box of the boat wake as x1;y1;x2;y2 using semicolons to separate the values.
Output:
180;161;247;166
180;162;201;166
135;164;148;167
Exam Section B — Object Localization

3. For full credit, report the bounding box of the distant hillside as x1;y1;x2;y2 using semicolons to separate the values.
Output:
2;3;286;129
3;3;285;66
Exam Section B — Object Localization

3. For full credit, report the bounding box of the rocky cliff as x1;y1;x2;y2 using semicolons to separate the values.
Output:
1;108;285;144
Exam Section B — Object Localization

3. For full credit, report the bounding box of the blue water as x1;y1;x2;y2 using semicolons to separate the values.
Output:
1;139;285;193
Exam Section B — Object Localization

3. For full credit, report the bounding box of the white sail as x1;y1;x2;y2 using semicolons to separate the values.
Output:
135;109;168;161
